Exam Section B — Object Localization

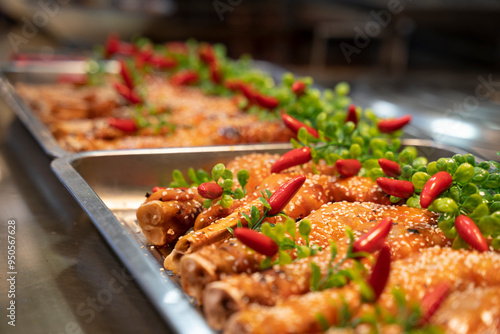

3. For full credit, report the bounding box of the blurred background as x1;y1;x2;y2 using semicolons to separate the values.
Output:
0;0;499;159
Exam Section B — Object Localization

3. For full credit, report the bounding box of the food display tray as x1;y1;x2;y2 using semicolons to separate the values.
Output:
0;60;289;158
50;139;469;334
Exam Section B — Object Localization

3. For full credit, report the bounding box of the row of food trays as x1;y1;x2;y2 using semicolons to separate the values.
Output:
11;34;500;333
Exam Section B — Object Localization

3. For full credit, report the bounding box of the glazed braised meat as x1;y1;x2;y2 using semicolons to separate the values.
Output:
16;78;294;151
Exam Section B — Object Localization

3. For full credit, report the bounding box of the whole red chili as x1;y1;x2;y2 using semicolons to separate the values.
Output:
378;158;402;178
335;159;362;177
170;70;199;86
419;171;453;209
378;115;412;133
291;81;306;96
119;59;135;89
209;62;223;84
105;33;120;58
270;147;312;174
148;55;177;69
454;215;489;252
234;228;278;257
345;104;358;125
113;82;142;105
376;177;414;198
367;243;391;301
254;93;279;109
199;44;216;65
108;117;138;132
267;175;306;215
352;217;393;254
224;79;240;91
237;82;256;103
419;282;450;326
197;182;224;200
281;114;319;138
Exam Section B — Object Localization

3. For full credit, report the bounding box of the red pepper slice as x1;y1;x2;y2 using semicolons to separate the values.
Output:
254;93;279;109
353;217;393;254
335;159;362;177
367;243;391;301
419;171;453;209
345;104;358;125
108;117;138;132
378;115;412;133
197;182;224;200
113;82;142;105
234;228;278;257
378;158;402;178
267;175;306;215
291;81;306;96
454;215;489;252
170;70;199;86
270;147;312;174
376;177;414;198
119;59;135;89
281;114;319;138
419;282;450;326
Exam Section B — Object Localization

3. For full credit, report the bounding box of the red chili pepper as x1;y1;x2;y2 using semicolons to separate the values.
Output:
209;62;223;84
105;33;120;58
152;186;167;193
267;175;306;215
108;117;138;132
345;104;358;125
254;93;279;109
199;44;216;65
197;182;224;200
170;70;199;86
367;243;391;301
119;59;135;89
271;147;312;174
291;81;306;96
419;282;450;326
281;114;319;138
376;177;414;198
454;215;489;252
378;158;402;178
148;55;178;69
237;82;257;103
419;171;453;209
234;228;278;257
224;79;240;91
378;115;412;133
134;49;153;69
353;217;393;254
113;82;142;105
335;159;362;177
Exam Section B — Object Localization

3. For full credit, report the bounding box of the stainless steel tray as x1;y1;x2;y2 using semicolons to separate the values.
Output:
0;59;289;158
50;139;470;333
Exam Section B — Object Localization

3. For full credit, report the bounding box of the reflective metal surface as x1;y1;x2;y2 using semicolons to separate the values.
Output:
352;78;500;161
0;105;172;334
